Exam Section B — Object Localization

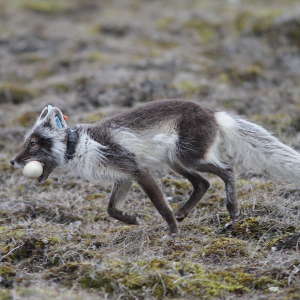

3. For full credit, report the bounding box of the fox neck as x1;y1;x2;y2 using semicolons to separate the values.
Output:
51;127;79;167
65;128;79;161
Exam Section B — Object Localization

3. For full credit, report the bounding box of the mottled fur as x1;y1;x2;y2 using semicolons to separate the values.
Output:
11;100;300;234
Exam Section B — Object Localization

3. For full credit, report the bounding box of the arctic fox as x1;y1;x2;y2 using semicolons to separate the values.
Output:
11;100;300;234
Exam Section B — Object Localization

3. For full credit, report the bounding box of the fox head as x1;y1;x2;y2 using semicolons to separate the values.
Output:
11;104;69;183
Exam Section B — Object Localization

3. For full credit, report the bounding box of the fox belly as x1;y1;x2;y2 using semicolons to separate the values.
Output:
112;125;178;171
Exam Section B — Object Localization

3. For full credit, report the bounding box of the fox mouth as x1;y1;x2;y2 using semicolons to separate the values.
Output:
38;162;56;183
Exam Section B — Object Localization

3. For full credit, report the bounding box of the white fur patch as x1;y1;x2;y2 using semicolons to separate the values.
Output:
67;131;125;184
215;111;300;183
204;133;224;166
202;112;236;167
112;122;178;171
215;112;236;130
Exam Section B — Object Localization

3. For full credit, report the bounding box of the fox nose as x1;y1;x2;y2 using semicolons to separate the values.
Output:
10;160;15;166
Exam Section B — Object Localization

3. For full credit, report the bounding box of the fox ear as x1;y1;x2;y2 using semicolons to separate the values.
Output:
37;105;68;130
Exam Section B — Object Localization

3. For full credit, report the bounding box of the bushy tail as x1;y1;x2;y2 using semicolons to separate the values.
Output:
215;112;300;183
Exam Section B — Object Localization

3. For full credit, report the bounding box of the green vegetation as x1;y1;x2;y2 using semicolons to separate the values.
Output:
202;237;248;258
14;111;39;127
0;83;37;104
44;258;283;298
22;0;72;14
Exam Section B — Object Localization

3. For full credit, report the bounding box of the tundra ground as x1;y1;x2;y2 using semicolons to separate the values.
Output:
0;0;299;299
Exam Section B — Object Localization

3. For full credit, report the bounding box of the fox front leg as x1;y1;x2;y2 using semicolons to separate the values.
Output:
107;179;139;225
135;169;178;235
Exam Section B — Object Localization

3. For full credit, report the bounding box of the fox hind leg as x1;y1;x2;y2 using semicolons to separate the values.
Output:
170;162;210;222
196;162;239;223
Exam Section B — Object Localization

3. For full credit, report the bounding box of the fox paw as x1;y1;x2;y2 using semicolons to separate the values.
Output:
175;212;187;222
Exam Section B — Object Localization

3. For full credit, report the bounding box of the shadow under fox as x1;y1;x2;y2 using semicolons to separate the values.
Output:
11;100;300;234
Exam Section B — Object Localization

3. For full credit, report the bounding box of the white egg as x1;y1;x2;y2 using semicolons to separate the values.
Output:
23;161;43;178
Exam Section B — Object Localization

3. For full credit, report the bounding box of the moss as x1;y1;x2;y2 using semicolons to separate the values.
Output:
281;287;300;300
234;11;254;32
181;224;214;235
44;258;285;298
237;180;275;200
232;217;295;240
173;80;201;96
140;38;178;51
234;10;282;34
5;238;46;262
0;290;12;300
251;113;293;135
45;263;88;285
35;67;56;79
85;193;106;201
240;64;263;81
202;237;248;258
266;233;300;250
156;17;175;30
225;64;264;84
0;265;16;288
23;0;72;14
0;161;14;173
18;53;47;63
162;177;191;195
86;52;111;63
0;265;16;278
81;112;105;123
290;116;300;131
232;217;266;239
0;83;37;104
14;111;39;127
94;23;130;37
252;11;290;35
234;9;283;34
47;82;71;93
236;9;300;48
0;226;27;239
184;19;219;43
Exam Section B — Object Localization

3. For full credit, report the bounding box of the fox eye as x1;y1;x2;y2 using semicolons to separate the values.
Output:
30;140;37;147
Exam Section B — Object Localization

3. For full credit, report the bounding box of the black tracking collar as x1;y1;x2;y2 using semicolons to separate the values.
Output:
65;128;79;161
